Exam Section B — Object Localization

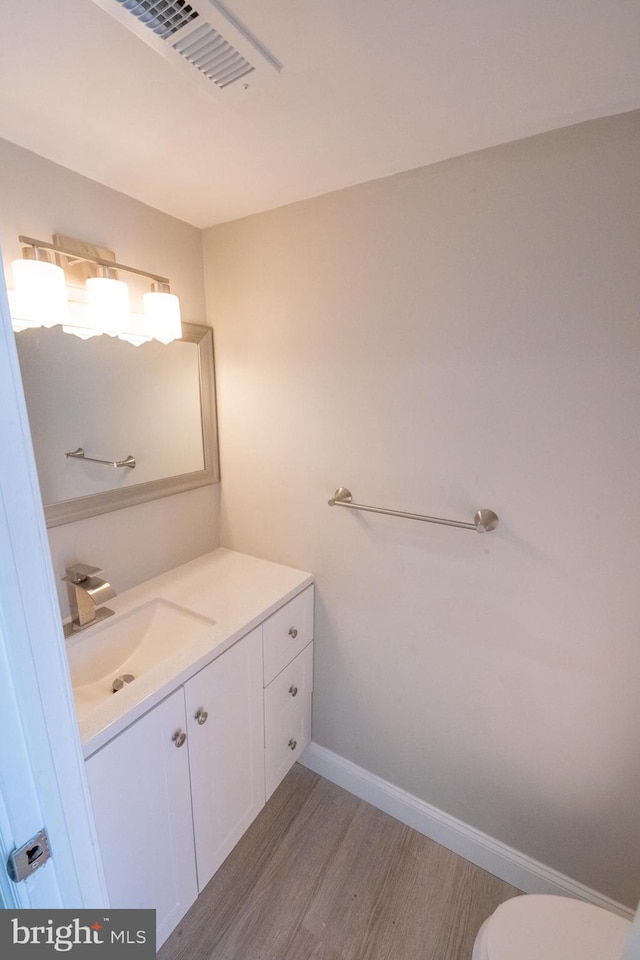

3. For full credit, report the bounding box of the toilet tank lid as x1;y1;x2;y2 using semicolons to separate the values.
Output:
485;895;631;960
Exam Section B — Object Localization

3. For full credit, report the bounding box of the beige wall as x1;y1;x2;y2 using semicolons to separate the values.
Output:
204;111;640;906
0;138;220;614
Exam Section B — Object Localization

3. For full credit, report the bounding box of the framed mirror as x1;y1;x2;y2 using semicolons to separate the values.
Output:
15;321;219;526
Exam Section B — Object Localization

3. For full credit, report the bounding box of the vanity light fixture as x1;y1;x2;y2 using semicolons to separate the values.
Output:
10;245;69;330
144;282;182;344
86;267;130;336
10;235;182;345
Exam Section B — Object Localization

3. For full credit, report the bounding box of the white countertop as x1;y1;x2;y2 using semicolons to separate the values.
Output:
70;548;313;756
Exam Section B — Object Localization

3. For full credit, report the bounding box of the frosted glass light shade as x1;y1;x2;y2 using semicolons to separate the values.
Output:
144;291;182;344
62;301;101;339
7;290;40;331
119;312;152;347
11;258;69;328
62;324;100;340
86;276;130;336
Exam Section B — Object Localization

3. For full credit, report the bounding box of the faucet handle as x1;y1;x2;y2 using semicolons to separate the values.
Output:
63;563;104;584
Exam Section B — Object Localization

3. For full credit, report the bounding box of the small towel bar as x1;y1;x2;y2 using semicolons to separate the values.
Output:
65;447;136;469
328;487;498;533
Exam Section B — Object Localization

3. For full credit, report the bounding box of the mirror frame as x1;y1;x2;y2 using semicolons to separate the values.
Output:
43;321;219;527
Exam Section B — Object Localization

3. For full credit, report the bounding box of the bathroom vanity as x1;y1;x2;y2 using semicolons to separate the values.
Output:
68;549;313;947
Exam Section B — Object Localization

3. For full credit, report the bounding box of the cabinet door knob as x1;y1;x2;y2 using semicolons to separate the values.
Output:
172;730;187;748
194;708;208;725
288;738;297;751
289;685;298;697
288;626;298;639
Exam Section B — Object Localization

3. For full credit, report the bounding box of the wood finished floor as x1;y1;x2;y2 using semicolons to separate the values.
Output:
158;763;521;960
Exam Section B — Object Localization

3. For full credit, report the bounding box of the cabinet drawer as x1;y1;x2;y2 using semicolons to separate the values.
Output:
263;585;314;685
264;641;313;799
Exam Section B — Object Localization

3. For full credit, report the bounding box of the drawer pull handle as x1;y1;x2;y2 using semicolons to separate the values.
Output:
288;627;298;639
172;730;187;748
288;738;298;751
289;685;298;697
195;708;208;725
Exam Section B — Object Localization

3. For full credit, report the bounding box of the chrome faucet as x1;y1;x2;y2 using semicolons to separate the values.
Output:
62;563;116;638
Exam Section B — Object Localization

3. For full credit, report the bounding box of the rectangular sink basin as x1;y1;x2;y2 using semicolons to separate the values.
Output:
66;599;216;719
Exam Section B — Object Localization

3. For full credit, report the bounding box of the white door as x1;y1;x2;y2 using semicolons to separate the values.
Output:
0;252;107;908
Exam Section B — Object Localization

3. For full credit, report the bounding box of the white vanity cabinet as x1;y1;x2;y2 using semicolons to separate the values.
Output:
85;687;198;947
84;581;314;948
86;628;265;946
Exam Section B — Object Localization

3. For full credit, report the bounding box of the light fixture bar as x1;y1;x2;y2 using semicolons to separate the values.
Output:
18;235;170;285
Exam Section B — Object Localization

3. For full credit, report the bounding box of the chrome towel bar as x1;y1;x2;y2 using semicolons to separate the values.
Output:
65;447;136;469
328;487;498;533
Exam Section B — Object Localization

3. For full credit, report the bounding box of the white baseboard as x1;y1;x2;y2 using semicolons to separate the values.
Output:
300;741;634;921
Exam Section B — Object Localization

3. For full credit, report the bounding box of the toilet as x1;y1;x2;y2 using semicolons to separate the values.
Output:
472;894;631;960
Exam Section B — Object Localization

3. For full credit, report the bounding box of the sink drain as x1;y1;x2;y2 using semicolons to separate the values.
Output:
112;674;135;693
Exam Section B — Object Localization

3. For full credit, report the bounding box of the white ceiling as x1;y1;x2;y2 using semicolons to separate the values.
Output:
0;0;638;228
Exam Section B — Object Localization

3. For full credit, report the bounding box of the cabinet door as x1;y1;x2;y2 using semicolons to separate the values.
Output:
264;641;313;800
185;627;265;890
85;688;197;948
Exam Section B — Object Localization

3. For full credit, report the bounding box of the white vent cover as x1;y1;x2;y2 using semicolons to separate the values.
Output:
89;0;281;95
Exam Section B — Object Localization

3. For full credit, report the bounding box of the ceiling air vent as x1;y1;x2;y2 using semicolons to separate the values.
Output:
119;1;199;39
173;22;254;88
90;0;281;95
